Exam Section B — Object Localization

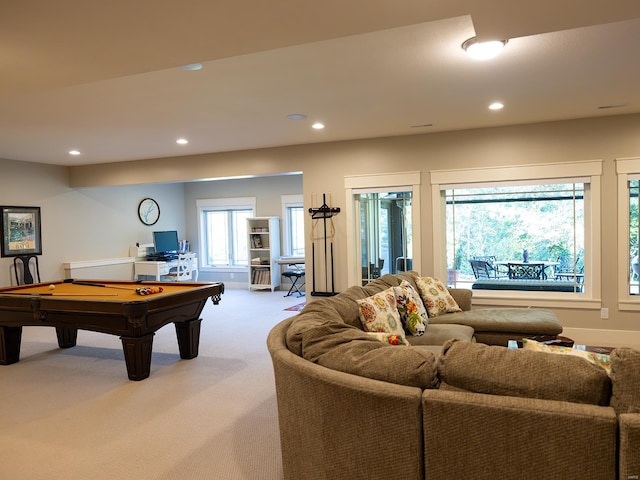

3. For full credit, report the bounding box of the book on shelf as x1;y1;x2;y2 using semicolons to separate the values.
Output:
250;234;263;248
251;266;271;285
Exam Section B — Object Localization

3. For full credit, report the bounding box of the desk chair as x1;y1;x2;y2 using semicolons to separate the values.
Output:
165;254;192;282
12;255;41;285
282;270;305;297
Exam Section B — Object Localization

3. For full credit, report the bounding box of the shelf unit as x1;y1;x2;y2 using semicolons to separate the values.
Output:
247;216;280;291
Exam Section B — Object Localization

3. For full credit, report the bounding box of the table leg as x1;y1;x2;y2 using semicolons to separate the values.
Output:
174;318;202;359
120;333;155;381
55;327;78;348
0;326;22;365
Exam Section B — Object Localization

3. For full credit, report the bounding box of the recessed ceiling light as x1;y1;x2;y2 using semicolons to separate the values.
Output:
176;138;189;145
462;37;508;61
312;122;325;130
178;63;203;71
69;150;81;155
489;102;504;110
287;114;307;120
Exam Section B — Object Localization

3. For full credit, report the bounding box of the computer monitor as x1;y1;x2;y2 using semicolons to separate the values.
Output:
152;230;179;255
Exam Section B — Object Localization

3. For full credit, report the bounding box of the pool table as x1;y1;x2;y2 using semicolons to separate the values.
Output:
0;279;224;380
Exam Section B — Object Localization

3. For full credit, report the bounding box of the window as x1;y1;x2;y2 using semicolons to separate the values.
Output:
431;161;602;309
345;171;421;287
444;182;585;292
615;157;640;310
356;191;412;285
197;197;255;269
281;195;304;257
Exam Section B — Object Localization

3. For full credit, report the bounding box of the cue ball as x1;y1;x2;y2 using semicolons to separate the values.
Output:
49;284;55;290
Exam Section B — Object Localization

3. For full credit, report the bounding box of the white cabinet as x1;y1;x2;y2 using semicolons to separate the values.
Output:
247;217;280;291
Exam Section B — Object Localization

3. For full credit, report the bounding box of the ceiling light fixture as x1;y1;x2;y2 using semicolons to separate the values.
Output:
312;122;325;130
462;37;508;61
69;150;81;155
176;138;189;145
489;102;504;110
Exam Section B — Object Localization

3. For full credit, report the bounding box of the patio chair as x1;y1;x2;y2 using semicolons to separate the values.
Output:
508;262;545;280
555;256;584;284
471;255;507;278
470;259;495;279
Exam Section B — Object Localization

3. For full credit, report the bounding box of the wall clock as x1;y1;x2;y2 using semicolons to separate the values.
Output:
138;198;160;226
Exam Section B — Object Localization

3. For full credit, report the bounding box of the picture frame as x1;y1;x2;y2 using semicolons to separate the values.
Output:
1;206;42;257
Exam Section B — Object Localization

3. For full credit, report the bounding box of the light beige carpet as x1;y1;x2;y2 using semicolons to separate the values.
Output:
0;288;300;480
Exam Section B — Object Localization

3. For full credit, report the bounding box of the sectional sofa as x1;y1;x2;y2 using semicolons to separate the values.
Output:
267;271;640;480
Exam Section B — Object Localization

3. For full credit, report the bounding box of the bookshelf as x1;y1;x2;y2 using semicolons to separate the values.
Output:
247;216;280;291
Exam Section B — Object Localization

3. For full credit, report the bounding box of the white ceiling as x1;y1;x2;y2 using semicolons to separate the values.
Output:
1;0;639;166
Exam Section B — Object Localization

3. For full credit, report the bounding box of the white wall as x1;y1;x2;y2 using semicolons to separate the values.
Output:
0;158;186;285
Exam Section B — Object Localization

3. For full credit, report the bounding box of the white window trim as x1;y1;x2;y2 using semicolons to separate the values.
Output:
430;161;602;310
345;171;421;286
196;197;256;273
281;194;303;257
616;157;640;311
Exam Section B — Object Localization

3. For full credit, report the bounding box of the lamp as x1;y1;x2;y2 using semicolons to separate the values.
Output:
462;37;508;61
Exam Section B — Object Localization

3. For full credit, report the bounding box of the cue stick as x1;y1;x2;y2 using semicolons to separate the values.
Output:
0;292;119;296
70;281;140;291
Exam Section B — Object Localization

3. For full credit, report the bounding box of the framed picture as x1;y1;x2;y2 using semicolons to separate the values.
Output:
1;206;42;257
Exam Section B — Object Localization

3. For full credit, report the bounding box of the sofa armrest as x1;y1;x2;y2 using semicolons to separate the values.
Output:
619;413;640;480
423;389;617;480
447;288;472;311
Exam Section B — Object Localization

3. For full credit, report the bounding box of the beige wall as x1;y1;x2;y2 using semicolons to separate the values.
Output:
5;113;640;342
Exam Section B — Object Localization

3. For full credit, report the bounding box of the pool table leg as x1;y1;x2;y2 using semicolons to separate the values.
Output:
120;333;155;381
174;318;202;359
55;327;78;348
0;326;22;365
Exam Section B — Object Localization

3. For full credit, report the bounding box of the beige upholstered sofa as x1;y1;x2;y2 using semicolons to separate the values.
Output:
267;271;640;480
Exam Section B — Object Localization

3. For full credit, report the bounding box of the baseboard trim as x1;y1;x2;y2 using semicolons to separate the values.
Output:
562;327;640;348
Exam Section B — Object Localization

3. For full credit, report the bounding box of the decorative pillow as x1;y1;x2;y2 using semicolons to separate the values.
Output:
394;280;427;336
609;347;640;414
413;276;462;317
356;287;406;340
522;339;611;374
366;332;410;346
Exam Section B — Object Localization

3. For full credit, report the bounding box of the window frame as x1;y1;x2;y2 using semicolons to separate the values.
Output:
430;161;602;310
281;194;304;257
196;197;256;273
345;171;421;286
616;157;640;311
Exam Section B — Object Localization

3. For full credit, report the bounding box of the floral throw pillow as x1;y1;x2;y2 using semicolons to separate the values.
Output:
357;287;407;344
366;332;410;346
394;280;427;336
413;276;462;318
522;339;611;374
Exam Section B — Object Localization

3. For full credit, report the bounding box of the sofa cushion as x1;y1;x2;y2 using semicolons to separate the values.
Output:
429;308;562;336
522;338;611;374
438;339;612;406
413;276;462;317
300;321;439;389
394;280;427;336
408;324;475;346
610;347;640;414
357;287;406;340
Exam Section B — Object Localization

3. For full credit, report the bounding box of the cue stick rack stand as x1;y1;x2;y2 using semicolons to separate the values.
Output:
308;193;340;297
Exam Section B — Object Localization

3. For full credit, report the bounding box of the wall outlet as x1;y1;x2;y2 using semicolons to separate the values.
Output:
600;308;609;319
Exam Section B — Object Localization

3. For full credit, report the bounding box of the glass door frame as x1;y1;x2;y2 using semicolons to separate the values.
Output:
344;171;421;287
